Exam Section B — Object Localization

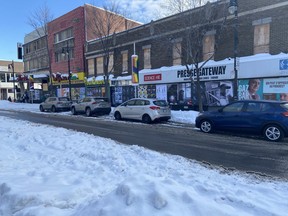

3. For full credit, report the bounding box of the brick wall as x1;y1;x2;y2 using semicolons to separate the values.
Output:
86;0;288;76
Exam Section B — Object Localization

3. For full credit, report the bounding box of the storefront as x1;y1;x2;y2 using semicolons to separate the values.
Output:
110;75;137;106
138;53;288;110
53;71;86;100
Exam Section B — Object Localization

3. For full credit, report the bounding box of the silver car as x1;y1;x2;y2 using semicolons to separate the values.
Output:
71;97;111;116
39;97;72;112
113;98;171;123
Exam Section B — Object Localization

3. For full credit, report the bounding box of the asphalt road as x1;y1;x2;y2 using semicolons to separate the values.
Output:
1;110;288;180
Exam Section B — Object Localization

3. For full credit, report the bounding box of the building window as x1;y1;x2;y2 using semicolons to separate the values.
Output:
54;28;73;44
54;39;74;63
122;51;128;72
108;54;114;73
203;33;215;61
253;18;271;54
88;59;95;76
173;42;182;65
96;57;104;75
143;45;151;69
254;23;270;54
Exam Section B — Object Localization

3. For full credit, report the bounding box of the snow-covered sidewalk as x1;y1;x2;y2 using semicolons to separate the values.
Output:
0;100;287;216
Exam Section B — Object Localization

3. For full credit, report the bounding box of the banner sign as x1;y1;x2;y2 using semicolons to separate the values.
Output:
131;55;139;83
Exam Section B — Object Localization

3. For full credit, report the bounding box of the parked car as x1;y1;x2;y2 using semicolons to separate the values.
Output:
195;100;288;142
39;97;72;112
70;97;111;116
113;98;171;124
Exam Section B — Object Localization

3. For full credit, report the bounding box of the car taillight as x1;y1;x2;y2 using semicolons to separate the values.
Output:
92;102;97;104
150;106;160;110
282;112;288;117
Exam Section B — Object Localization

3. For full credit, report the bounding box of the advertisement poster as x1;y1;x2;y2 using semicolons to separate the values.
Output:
238;79;263;100
238;78;288;101
205;81;234;106
138;85;156;98
156;84;167;101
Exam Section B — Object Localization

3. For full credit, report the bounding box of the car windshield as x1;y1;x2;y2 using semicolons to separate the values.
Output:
59;97;69;101
153;100;168;107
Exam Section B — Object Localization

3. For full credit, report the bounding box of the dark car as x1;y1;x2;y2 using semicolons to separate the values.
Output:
70;97;111;116
195;100;288;142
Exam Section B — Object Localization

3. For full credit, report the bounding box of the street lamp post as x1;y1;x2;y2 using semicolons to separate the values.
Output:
228;0;239;101
8;60;16;101
62;41;72;101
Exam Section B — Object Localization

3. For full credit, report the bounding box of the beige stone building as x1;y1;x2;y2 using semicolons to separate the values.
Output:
0;60;24;100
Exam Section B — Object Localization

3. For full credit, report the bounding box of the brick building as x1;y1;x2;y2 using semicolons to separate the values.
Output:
85;0;288;108
23;4;141;101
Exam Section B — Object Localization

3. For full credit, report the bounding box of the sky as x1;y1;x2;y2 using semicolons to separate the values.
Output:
0;100;288;215
0;0;163;62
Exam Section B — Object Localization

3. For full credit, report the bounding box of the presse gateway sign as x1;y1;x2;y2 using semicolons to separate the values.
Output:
139;63;234;84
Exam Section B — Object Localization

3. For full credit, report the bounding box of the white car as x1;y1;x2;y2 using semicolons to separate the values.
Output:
113;98;171;123
39;97;72;112
71;97;111;116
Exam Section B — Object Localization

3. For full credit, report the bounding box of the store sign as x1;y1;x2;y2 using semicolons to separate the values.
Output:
144;74;162;81
177;65;227;80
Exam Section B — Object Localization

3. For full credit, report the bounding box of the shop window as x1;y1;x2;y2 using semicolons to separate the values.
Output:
143;45;151;69
203;34;215;61
253;19;271;54
173;42;182;66
0;74;5;82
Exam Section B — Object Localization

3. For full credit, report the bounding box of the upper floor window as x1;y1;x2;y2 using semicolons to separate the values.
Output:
173;42;182;66
108;54;114;73
54;28;73;44
88;58;95;77
203;32;215;61
122;51;128;73
96;56;104;75
143;45;151;69
253;18;271;54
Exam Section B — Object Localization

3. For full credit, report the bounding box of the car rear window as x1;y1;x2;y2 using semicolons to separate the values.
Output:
94;98;108;102
153;100;168;107
280;103;288;110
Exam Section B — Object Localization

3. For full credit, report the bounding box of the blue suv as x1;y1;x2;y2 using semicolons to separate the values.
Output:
195;100;288;142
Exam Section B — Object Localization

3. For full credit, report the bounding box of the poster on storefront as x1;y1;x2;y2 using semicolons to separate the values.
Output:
156;85;167;100
238;79;263;100
205;81;233;106
263;78;288;101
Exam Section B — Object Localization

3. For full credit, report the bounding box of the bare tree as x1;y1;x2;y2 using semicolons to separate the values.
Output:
27;3;53;94
156;1;228;112
86;0;135;101
155;0;216;18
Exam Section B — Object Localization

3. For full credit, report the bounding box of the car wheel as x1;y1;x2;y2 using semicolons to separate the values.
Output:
51;106;56;112
263;124;284;142
114;111;122;120
85;107;91;117
39;105;44;112
142;114;152;124
200;120;213;133
71;107;77;115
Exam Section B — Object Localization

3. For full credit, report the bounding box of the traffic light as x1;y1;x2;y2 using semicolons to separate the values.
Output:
17;43;22;59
